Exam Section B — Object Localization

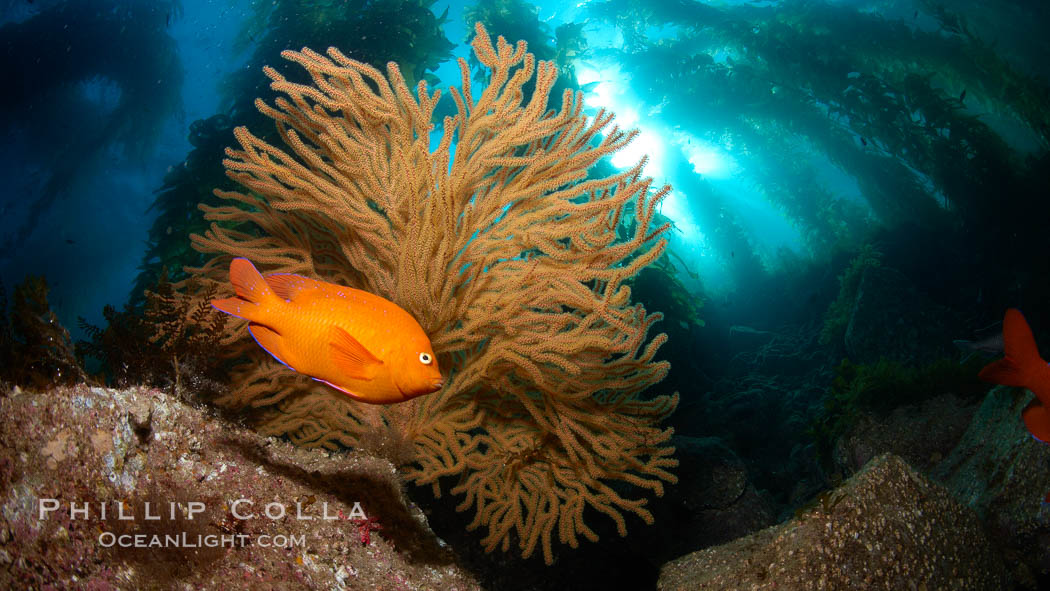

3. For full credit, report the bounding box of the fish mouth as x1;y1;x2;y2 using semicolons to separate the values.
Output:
402;378;444;400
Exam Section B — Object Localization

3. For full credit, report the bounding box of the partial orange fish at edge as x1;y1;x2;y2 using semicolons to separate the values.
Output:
978;309;1050;504
211;258;444;404
979;309;1050;442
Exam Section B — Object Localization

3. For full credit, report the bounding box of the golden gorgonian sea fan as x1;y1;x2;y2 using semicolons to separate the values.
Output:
188;22;678;564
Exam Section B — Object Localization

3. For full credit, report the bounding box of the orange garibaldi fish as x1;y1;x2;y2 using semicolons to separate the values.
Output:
211;258;444;404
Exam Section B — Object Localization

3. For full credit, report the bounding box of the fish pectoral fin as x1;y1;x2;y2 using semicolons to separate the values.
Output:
249;324;294;371
329;326;382;380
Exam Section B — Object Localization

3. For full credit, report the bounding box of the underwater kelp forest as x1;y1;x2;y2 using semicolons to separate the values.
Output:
1;0;1049;589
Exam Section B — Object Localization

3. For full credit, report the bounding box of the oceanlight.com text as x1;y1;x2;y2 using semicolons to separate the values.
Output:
97;532;306;549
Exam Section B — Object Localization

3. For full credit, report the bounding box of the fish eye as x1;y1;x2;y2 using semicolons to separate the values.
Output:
419;352;432;365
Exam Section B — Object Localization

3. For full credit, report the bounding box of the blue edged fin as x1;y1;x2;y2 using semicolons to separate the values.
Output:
249;324;294;371
329;326;382;380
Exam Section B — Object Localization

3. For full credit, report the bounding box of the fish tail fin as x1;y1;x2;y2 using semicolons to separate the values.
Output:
979;308;1045;388
210;258;281;322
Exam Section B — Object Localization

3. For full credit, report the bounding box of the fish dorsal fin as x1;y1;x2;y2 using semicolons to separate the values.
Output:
329;326;382;380
265;273;324;302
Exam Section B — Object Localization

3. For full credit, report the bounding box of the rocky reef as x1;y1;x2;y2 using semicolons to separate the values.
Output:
3;377;1049;589
659;453;1010;590
660;381;1050;590
933;387;1050;587
0;384;479;590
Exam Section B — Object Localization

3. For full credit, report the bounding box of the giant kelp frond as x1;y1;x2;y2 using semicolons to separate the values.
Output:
586;0;1047;267
188;22;678;564
225;0;454;113
0;0;183;259
131;114;237;305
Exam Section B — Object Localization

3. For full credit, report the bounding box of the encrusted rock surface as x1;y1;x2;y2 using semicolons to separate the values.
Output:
933;386;1050;587
834;392;978;474
0;384;480;590
650;435;776;556
658;453;1009;591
